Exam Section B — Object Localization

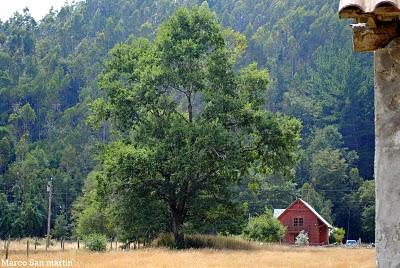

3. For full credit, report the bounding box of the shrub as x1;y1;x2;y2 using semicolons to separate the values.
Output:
84;233;107;251
332;227;346;244
295;230;309;246
185;235;256;250
152;233;256;250
242;211;286;243
152;233;176;249
76;205;111;238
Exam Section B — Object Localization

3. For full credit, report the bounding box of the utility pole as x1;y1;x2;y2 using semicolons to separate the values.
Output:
46;178;53;250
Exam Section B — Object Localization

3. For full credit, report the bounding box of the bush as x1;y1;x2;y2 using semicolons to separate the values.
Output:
152;233;176;249
295;230;309;246
84;233;107;251
152;233;256;250
76;204;111;238
332;227;346;244
242;211;286;243
185;235;256;250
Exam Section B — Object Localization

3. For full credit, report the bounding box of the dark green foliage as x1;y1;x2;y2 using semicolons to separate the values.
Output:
20;201;45;237
238;172;297;217
353;180;375;242
52;214;69;239
0;0;374;242
300;183;333;224
242;211;286;243
184;197;248;236
0;193;11;239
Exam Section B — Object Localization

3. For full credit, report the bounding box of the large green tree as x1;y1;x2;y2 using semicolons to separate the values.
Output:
94;6;301;246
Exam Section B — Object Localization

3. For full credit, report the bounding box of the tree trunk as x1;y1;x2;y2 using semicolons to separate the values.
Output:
187;92;193;123
171;208;185;248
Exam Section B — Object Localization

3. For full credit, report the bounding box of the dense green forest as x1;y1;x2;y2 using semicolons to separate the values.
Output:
0;0;375;242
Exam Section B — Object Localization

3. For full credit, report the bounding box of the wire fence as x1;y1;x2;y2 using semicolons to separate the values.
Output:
0;237;142;260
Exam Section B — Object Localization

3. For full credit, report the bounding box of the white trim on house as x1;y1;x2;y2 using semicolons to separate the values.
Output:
299;199;333;229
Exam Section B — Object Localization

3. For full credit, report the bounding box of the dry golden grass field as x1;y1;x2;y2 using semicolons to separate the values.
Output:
1;240;376;268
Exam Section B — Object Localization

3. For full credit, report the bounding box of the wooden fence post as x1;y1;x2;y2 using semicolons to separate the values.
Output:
27;239;30;258
5;236;10;260
34;238;37;251
77;239;80;250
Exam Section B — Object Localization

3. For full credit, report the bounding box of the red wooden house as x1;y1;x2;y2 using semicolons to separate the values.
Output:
274;198;333;245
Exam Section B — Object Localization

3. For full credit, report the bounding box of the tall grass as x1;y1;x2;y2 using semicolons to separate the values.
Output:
1;245;376;268
152;233;257;250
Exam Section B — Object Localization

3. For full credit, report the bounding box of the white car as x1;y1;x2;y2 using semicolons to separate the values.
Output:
345;240;359;248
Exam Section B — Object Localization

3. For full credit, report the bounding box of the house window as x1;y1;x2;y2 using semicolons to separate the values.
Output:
294;217;304;227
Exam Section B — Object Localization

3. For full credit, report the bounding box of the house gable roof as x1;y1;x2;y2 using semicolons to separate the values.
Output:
277;198;333;229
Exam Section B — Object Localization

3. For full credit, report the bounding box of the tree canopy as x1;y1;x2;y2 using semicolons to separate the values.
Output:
94;6;301;246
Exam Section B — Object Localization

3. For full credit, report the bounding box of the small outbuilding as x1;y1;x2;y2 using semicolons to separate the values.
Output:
274;198;333;245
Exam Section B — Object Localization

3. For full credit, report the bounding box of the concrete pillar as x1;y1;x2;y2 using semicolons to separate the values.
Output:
375;38;400;268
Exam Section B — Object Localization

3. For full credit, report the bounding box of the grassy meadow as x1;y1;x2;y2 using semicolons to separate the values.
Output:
1;240;375;268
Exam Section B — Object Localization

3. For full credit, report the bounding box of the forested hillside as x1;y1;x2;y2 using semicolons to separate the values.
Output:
0;0;375;242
